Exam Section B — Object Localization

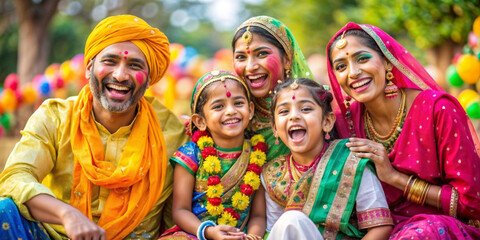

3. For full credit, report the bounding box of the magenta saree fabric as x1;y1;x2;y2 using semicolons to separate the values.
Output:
326;22;480;239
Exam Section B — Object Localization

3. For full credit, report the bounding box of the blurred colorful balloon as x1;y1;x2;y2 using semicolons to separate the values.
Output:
458;89;479;108
468;32;478;48
39;79;52;96
170;43;185;62
22;84;38;105
473;16;480;37
456;54;480;84
45;63;60;80
446;65;463;87
467;100;480;119
1;89;18;112
4;73;19;91
0;112;13;131
60;60;76;83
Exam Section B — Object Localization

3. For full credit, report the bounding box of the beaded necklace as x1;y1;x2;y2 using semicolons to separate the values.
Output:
287;142;328;183
364;89;406;153
192;130;267;227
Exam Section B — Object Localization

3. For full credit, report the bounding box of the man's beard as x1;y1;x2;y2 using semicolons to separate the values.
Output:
89;62;149;113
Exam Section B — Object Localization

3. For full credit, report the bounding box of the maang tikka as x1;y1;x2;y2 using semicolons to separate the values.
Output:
336;31;347;49
242;26;252;54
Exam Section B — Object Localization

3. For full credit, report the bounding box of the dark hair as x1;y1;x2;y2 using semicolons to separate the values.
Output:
232;26;286;58
328;29;384;67
193;79;249;117
270;78;337;140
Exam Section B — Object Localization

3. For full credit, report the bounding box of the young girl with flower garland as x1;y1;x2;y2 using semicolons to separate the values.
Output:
160;70;266;240
262;78;393;240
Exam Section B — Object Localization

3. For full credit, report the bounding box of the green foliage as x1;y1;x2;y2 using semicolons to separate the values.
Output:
0;23;19;83
49;14;90;64
356;0;480;48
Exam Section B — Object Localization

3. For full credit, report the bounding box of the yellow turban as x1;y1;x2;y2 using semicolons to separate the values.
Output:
84;15;170;85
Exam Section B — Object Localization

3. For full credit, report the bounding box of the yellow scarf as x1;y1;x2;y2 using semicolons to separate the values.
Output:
70;85;166;239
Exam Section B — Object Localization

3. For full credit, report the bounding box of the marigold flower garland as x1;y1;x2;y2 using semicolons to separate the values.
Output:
192;130;267;227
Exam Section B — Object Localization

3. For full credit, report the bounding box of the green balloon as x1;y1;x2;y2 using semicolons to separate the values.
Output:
0;113;12;131
467;101;480;119
446;65;463;87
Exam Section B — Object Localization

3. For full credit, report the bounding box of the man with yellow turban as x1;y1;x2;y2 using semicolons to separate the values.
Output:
0;15;188;240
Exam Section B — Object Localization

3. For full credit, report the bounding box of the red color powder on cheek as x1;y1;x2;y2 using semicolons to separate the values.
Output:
136;72;145;85
233;65;243;77
99;68;105;76
266;55;282;83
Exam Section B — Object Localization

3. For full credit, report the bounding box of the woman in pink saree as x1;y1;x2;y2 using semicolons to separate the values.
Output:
327;22;480;239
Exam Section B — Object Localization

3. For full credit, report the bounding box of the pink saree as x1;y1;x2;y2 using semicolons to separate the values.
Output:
327;22;480;239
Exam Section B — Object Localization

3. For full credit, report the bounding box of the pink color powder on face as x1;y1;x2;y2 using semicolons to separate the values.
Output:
136;72;145;85
265;54;283;86
233;65;243;77
99;68;105;76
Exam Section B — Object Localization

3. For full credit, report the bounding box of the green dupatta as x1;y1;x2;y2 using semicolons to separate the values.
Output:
234;16;313;161
263;139;374;239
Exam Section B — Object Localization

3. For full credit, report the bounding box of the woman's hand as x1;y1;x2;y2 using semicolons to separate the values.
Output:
346;137;399;184
205;225;245;240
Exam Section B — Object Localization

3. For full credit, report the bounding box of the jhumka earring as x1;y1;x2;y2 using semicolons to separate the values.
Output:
242;26;252;54
285;69;291;79
325;131;331;140
344;96;356;137
384;66;398;98
275;137;279;145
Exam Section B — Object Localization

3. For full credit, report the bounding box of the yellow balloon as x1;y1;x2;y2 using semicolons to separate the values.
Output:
1;89;18;112
22;85;38;105
60;60;76;83
45;63;60;79
473;16;480;37
457;54;480;84
458;89;479;108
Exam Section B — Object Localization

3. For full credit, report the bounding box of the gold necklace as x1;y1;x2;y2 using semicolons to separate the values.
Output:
364;89;406;152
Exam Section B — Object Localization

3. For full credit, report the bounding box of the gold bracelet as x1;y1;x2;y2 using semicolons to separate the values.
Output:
408;178;423;204
403;175;415;198
437;188;442;210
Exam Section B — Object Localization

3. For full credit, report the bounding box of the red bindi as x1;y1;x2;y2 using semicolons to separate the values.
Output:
247;50;250;54
346;52;349;55
124;51;128;55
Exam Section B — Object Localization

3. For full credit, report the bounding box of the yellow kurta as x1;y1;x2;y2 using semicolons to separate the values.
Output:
0;96;189;239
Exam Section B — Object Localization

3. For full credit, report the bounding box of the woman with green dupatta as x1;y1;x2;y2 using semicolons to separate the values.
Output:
232;16;313;161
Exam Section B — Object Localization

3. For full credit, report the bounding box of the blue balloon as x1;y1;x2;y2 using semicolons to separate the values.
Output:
39;81;51;96
180;46;198;68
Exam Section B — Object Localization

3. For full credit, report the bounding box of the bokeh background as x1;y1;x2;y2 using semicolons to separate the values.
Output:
0;0;480;170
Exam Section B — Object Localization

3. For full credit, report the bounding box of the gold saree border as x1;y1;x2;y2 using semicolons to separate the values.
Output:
323;151;361;239
302;140;341;215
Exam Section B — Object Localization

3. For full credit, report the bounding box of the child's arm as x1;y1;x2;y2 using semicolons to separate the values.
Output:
172;165;201;234
172;165;244;240
362;225;392;240
246;185;266;238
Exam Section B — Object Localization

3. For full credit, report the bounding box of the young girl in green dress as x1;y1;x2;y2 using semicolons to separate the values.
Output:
263;78;393;239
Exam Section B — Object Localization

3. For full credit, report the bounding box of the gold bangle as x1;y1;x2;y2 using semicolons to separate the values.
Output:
449;188;459;218
420;183;431;206
437;188;442;210
406;178;418;202
403;175;415;198
246;234;263;240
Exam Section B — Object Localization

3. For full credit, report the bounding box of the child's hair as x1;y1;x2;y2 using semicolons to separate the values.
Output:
270;78;333;117
190;70;250;133
270;78;336;140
